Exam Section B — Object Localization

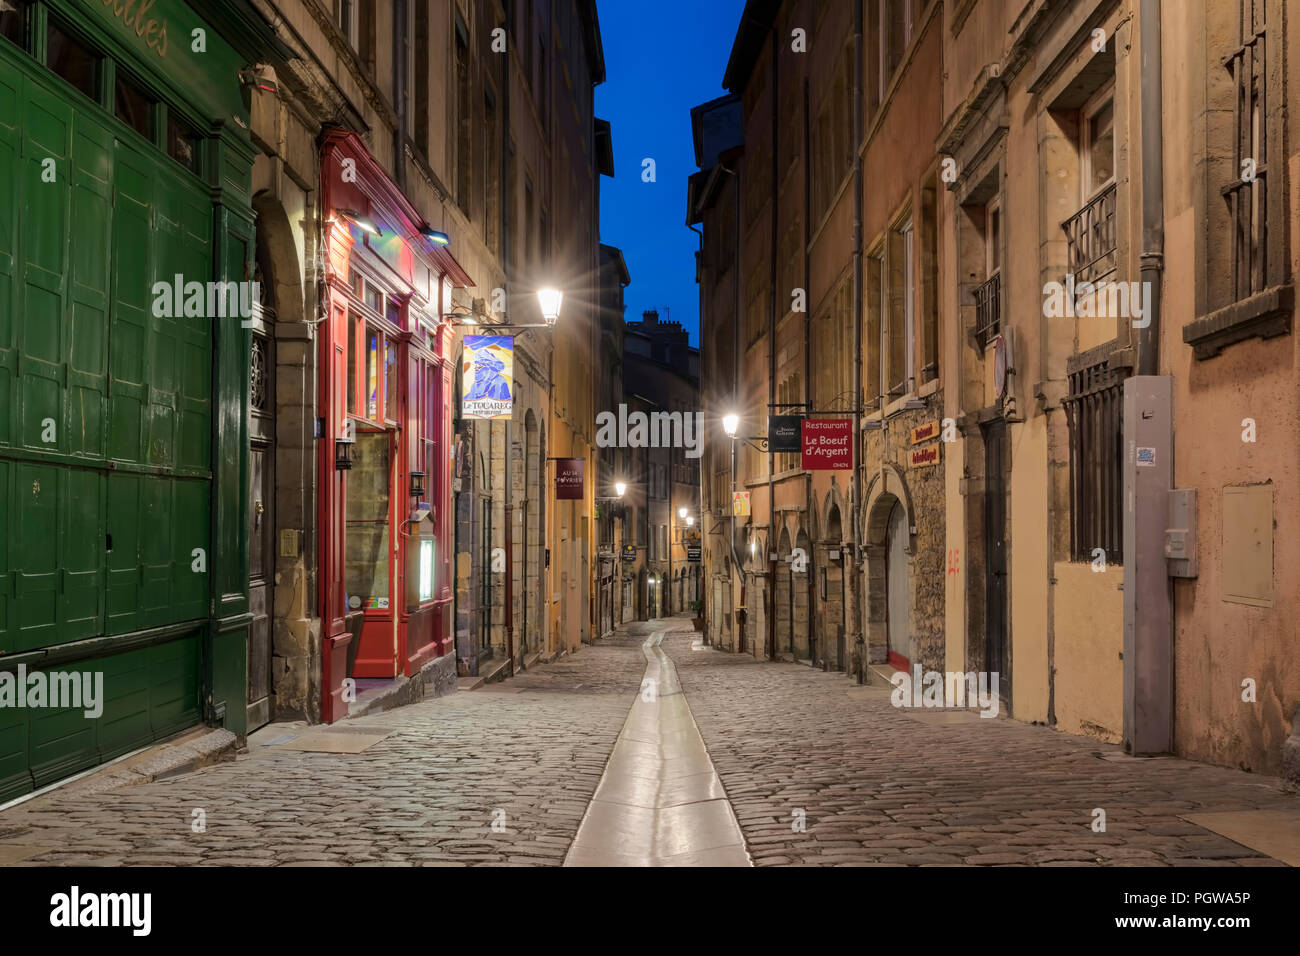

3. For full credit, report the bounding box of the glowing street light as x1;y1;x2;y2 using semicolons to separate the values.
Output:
722;413;739;438
537;288;563;326
678;507;688;519
686;516;695;527
614;480;627;498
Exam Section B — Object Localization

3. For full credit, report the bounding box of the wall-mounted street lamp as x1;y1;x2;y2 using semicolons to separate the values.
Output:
443;286;565;331
536;288;563;326
335;208;380;236
409;470;427;501
419;227;451;245
614;480;627;498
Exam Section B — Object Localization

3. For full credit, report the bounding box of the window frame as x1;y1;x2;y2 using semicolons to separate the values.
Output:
337;0;358;48
1080;82;1116;204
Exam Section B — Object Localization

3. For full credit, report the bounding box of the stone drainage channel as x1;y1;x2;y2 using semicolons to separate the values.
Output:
564;630;751;867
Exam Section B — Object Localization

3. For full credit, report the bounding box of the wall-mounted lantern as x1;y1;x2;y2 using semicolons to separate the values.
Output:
336;432;355;470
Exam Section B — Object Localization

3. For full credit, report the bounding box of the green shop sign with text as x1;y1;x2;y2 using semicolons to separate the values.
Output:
77;0;251;124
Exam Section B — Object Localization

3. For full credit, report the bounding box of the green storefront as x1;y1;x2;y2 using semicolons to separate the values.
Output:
0;0;287;803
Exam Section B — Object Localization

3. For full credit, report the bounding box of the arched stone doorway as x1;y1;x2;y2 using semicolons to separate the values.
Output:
885;500;909;668
863;464;916;670
775;527;792;659
817;498;846;670
523;411;541;656
249;191;311;725
793;528;812;661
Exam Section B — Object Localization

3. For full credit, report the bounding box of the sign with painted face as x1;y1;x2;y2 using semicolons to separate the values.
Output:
801;419;852;470
462;335;514;419
554;458;584;499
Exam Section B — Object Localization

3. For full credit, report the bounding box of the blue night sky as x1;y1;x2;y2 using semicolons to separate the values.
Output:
596;0;747;346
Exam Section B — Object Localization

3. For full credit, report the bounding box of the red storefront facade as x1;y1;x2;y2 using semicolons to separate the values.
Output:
319;129;471;722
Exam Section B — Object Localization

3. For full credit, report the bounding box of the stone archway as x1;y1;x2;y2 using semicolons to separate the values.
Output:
862;464;916;668
523;411;541;655
793;527;812;661
818;496;846;670
775;526;792;659
250;191;314;723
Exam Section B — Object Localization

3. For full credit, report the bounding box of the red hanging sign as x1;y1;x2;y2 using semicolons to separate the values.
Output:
801;419;852;470
554;458;584;499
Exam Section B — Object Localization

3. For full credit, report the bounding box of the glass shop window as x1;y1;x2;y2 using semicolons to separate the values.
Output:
0;1;30;48
345;432;391;611
347;311;358;415
47;19;99;101
366;329;380;420
114;73;154;139
168;113;201;174
384;337;398;421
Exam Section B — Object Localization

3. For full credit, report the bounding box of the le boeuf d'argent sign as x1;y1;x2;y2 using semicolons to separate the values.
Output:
801;419;852;470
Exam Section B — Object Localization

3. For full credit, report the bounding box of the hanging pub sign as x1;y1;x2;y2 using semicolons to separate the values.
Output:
732;491;751;516
801;419;852;470
554;458;584;499
768;415;802;453
622;544;637;563
684;527;702;563
461;335;514;419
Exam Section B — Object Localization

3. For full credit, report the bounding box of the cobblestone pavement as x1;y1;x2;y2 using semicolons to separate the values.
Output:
0;624;652;867
1;617;1295;866
661;627;1298;867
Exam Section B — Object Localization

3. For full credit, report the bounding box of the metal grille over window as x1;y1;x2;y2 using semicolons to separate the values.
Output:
1062;181;1117;287
973;271;1000;350
250;337;269;412
1062;361;1125;564
1223;0;1268;301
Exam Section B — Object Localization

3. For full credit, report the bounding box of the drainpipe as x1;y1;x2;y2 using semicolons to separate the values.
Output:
766;26;779;662
393;0;407;192
503;3;515;671
1138;0;1163;374
1124;0;1171;755
849;0;865;682
689;220;708;641
720;163;744;650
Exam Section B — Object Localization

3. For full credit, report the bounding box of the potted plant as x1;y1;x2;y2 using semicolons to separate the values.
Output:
690;600;704;632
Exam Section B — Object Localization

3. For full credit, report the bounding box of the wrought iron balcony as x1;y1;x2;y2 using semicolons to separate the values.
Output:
1062;182;1117;286
973;270;1001;350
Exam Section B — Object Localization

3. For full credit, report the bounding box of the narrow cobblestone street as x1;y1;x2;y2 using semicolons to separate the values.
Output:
1;619;1294;868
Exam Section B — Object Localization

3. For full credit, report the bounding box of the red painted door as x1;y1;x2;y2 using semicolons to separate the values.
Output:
346;428;399;677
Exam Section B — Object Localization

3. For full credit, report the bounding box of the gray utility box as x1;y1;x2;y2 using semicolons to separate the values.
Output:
1165;488;1198;578
1123;376;1173;756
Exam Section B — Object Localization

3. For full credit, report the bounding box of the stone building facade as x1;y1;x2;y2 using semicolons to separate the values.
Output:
693;0;1299;782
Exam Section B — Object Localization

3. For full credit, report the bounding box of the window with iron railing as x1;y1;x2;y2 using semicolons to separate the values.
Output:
1223;0;1270;302
972;194;1001;350
973;271;1001;352
1062;359;1125;565
1063;181;1118;288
